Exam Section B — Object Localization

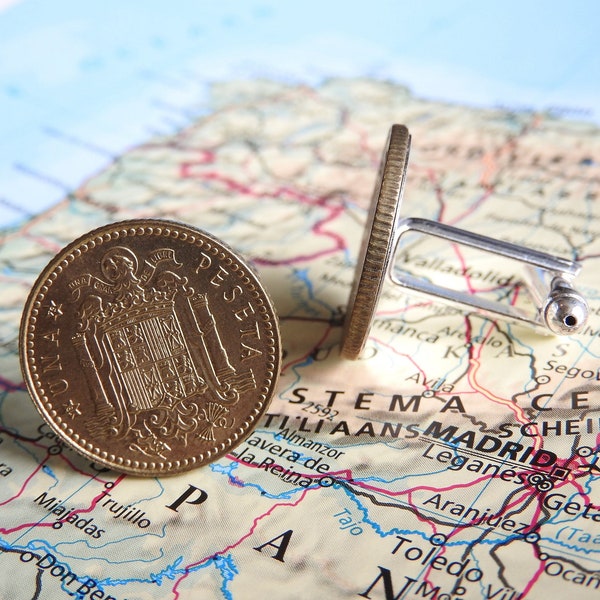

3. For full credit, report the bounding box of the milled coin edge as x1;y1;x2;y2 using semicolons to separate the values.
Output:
341;125;411;359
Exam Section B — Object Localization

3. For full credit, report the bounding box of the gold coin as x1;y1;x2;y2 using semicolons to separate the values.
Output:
341;125;411;359
20;219;281;475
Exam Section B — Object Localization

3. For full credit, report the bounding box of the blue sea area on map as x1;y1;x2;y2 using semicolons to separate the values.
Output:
0;0;598;226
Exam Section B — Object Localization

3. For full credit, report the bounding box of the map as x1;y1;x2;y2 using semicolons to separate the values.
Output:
2;3;600;600
2;76;600;599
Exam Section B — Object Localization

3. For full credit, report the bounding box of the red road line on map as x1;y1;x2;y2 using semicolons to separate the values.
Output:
55;451;112;479
179;150;216;176
0;459;48;509
0;471;125;536
577;251;600;261
553;456;600;502
255;197;346;266
445;241;541;443
424;168;493;227
0;198;70;248
356;125;376;166
382;471;507;499
0;275;31;290
170;486;313;599
0;518;57;536
450;189;493;227
224;456;558;553
0;436;123;530
0;376;26;393
195;171;255;195
416;488;542;593
465;313;543;450
281;322;333;374
468;344;528;419
217;456;592;600
0;422;117;483
180;164;348;265
375;299;436;318
54;474;127;524
23;234;63;255
452;243;477;295
226;453;541;515
520;561;545;598
426;169;446;222
467;365;542;453
226;453;352;483
369;339;430;385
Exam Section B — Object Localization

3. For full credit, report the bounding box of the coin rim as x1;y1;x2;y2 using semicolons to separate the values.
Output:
19;219;281;475
341;125;411;359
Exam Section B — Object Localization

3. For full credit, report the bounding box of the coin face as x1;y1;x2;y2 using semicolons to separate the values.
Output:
20;220;281;475
341;125;411;359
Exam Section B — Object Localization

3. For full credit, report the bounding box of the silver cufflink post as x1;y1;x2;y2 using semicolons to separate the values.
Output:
341;124;588;359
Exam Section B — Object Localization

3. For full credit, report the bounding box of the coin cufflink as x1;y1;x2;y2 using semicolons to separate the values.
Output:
19;129;589;470
20;219;281;476
341;124;588;359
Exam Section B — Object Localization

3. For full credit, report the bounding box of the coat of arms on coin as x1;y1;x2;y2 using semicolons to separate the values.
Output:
20;220;281;475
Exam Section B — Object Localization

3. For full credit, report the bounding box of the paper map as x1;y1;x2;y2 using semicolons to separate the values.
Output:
1;3;600;599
